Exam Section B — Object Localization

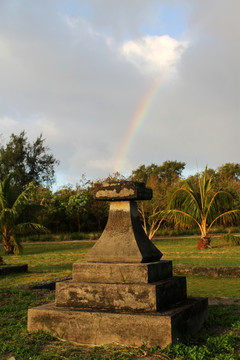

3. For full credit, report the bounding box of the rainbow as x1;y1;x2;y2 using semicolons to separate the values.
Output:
114;76;166;173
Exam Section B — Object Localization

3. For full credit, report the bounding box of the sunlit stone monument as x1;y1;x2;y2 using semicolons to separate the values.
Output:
28;181;208;347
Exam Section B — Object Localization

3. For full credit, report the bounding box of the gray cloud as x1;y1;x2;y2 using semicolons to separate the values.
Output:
0;0;239;186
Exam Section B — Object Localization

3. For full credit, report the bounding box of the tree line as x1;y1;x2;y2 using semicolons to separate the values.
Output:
0;132;240;254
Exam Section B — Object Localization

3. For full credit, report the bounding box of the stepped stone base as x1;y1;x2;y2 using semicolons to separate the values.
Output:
28;183;208;347
55;276;187;312
72;261;173;283
28;297;208;348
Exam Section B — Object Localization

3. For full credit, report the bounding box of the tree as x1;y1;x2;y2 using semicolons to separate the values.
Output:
131;161;186;184
131;161;185;239
217;163;240;181
0;131;59;189
67;192;88;232
138;176;169;240
165;168;240;249
0;173;48;254
216;163;240;211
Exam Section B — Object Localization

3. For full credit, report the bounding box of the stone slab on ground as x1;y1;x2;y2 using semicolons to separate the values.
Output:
208;297;240;305
28;297;208;348
0;264;28;275
55;276;187;312
72;261;173;284
174;266;240;277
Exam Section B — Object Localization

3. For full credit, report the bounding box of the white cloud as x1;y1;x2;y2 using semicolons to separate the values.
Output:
0;116;18;129
121;35;188;75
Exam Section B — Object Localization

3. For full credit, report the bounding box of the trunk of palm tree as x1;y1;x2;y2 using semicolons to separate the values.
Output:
2;227;14;254
197;220;211;249
197;236;211;250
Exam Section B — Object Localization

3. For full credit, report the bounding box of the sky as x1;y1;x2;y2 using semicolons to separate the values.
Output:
0;0;239;188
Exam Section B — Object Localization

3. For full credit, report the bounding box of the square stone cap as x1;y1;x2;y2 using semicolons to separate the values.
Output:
94;181;152;201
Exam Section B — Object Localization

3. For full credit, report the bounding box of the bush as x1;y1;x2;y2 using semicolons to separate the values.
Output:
18;232;101;242
220;234;240;246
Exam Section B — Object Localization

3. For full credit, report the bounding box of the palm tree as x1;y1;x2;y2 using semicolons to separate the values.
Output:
165;168;240;249
0;172;48;254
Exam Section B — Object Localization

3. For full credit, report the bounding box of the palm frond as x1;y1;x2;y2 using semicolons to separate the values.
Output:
165;209;201;230
9;235;23;255
206;190;234;223
0;208;17;230
12;222;49;236
168;186;202;222
0;173;14;210
208;209;240;230
12;182;34;212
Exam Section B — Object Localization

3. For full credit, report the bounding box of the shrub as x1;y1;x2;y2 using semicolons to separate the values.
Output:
221;234;240;246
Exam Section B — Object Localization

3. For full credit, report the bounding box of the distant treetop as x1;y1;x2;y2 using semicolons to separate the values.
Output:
0;131;59;190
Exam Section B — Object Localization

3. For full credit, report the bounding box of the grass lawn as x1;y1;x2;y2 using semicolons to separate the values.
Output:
154;237;240;267
0;236;239;298
0;288;240;360
0;236;240;359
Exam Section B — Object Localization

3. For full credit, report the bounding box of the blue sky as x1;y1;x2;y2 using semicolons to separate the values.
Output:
141;3;189;39
0;0;239;188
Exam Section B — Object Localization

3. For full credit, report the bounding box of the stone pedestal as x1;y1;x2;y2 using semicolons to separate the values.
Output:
28;181;208;347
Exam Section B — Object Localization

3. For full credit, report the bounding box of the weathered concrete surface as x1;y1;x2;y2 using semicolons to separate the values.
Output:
94;181;152;201
28;180;208;347
55;277;187;312
73;261;173;284
28;297;208;347
85;201;162;263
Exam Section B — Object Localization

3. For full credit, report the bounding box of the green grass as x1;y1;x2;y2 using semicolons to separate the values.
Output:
0;241;94;287
0;236;240;297
154;237;240;267
185;275;240;298
0;287;240;360
0;289;240;360
1;236;240;359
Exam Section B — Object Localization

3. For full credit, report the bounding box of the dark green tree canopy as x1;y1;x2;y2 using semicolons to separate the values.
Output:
217;163;240;181
0;131;59;189
131;161;186;184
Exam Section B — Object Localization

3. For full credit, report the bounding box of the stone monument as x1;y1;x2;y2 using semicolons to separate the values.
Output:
28;181;208;347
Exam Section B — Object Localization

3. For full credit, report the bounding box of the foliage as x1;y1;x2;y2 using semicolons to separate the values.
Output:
0;131;59;189
217;162;240;181
220;233;240;246
67;192;88;232
131;161;185;239
164;167;240;249
17;231;101;242
138;176;174;240
33;179;108;234
0;173;48;254
131;160;186;184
